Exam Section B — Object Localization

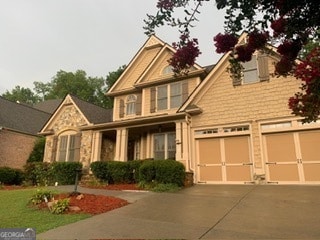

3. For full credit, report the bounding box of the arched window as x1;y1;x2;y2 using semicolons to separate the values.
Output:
126;94;137;115
57;130;81;162
162;65;174;75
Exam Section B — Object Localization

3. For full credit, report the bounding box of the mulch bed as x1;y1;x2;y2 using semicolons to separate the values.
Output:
2;184;134;215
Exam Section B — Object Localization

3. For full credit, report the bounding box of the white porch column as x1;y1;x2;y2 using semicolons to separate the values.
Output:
146;132;152;159
114;128;128;161
175;121;182;161
182;121;190;171
91;131;102;162
119;128;128;161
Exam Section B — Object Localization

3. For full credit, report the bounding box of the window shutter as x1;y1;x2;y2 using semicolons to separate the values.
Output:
150;87;156;113
74;133;81;162
182;81;189;102
136;94;142;115
119;99;125;118
51;136;58;162
258;53;269;81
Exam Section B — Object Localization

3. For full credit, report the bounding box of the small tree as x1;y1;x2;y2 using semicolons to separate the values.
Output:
27;137;46;163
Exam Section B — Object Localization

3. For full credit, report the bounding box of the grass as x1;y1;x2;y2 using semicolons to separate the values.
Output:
0;188;90;233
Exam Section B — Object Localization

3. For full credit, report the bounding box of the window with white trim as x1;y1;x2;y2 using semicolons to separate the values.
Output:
162;65;174;75
126;94;137;115
153;132;176;160
57;132;80;162
157;82;182;110
242;56;258;84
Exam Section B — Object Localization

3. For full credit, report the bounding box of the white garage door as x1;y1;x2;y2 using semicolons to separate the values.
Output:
263;130;320;184
197;135;253;184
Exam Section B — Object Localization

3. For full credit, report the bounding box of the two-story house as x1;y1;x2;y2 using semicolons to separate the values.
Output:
40;33;320;184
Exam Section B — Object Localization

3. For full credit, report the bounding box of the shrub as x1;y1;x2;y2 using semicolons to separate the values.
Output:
50;198;70;214
27;137;46;163
0;167;25;185
107;161;131;184
139;160;185;187
30;189;55;205
91;161;140;184
128;160;145;183
139;160;156;183
24;162;53;186
90;161;110;182
51;162;83;185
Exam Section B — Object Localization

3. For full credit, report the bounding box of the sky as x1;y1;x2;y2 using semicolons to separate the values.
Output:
0;0;225;94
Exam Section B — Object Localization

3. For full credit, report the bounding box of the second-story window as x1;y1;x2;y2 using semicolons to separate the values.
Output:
157;85;168;110
126;94;137;115
157;82;183;110
242;56;258;84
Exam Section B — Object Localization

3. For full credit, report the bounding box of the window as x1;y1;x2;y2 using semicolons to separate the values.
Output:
162;65;174;75
157;85;168;110
154;132;176;159
57;133;80;162
242;56;258;84
126;94;137;115
170;82;182;108
157;82;183;110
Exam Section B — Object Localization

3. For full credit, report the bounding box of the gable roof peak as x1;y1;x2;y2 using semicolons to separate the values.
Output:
144;35;165;49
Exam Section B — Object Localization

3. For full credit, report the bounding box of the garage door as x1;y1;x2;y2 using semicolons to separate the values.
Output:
263;130;320;184
197;135;253;184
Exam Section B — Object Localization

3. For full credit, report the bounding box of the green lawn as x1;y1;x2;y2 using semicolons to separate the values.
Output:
0;188;90;233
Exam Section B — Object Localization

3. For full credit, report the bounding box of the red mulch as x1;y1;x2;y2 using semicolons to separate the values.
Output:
37;193;128;215
2;184;134;215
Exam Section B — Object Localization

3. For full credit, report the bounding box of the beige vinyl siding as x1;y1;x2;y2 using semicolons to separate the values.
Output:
112;46;162;91
191;54;301;171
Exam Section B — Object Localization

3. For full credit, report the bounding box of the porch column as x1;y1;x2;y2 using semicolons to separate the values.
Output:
175;120;190;171
182;121;190;171
91;131;102;163
175;121;182;161
114;128;128;161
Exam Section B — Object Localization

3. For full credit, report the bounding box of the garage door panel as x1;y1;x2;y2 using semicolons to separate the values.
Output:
226;166;252;181
198;138;221;164
268;164;299;182
224;136;250;164
299;131;320;161
265;133;296;162
199;166;222;181
303;164;320;181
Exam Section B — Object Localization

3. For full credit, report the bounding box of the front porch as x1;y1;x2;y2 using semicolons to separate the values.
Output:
90;119;191;170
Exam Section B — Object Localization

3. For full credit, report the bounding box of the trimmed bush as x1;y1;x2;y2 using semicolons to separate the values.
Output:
51;162;83;185
139;160;186;187
107;161;131;184
128;160;145;183
24;162;53;186
0;167;25;185
27;137;46;163
91;160;186;187
139;160;156;183
90;161;110;182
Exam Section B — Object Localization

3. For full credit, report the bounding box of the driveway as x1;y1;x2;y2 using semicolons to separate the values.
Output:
38;185;320;239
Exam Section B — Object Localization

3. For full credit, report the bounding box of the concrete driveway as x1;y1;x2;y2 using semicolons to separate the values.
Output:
38;185;320;239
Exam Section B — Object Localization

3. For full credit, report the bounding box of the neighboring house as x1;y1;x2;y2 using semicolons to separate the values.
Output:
40;34;320;184
0;96;52;169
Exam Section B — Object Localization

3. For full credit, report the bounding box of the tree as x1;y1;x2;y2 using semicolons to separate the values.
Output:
104;65;126;108
1;85;40;105
144;0;320;122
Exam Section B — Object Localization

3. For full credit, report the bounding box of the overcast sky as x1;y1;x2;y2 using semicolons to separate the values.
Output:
0;0;225;94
